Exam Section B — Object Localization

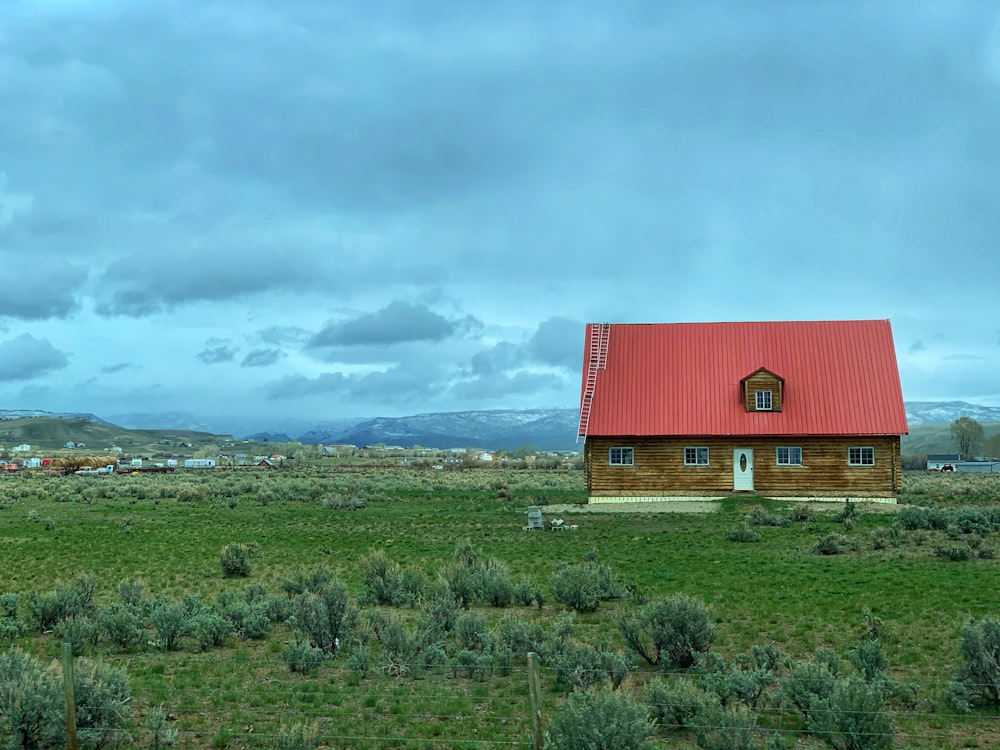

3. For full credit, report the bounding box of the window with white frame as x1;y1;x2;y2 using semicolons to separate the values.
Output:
848;447;875;466
608;447;634;466
684;447;710;465
755;390;773;410
776;446;802;466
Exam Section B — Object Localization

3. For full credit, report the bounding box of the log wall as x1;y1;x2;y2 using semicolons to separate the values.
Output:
585;435;901;498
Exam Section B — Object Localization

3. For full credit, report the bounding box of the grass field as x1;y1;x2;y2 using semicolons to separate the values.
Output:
2;467;1000;749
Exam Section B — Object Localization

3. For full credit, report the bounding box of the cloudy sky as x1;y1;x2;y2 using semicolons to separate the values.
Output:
2;0;999;430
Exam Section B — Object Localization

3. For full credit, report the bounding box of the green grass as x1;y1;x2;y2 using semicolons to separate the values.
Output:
2;467;1000;748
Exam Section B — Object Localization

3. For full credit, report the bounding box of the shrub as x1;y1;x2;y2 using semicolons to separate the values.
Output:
747;508;790;527
358;550;418;606
543;688;653;750
813;534;846;556
952;508;992;535
780;651;838;720
895;505;929;530
790;504;814;522
419;588;462;636
0;649;131;749
550;557;623;613
98;603;146;650
369;611;442;677
947;616;1000;709
618;594;716;669
220;543;253;578
934;544;973;562
0;593;19;618
693;703;758;750
271;722;320;750
551;641;602;690
23;575;98;632
480;560;515;608
345;645;371;677
514;579;545;608
725;524;761;543
807;676;894;750
150;601;189;651
146;706;178;749
646;677;710;730
496;615;548;658
696;648;778;710
288;578;349;655
191;610;234;650
117;578;149;612
282;640;326;675
55;616;100;656
454;612;489;652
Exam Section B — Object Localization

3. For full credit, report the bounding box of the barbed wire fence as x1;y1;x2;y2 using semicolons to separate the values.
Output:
40;644;1000;749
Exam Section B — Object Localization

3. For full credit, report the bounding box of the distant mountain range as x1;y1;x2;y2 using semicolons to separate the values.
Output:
2;401;998;452
903;401;1000;426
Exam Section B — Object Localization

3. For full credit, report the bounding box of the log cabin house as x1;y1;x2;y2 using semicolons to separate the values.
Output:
578;320;908;503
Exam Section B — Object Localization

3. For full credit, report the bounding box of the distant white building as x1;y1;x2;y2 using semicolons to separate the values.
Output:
927;454;962;470
24;458;42;469
12;444;30;452
184;458;216;469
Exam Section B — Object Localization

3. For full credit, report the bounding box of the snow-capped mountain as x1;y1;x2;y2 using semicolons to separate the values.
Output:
904;401;1000;426
298;408;579;450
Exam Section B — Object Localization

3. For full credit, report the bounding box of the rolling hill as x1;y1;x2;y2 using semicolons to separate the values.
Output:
0;416;229;456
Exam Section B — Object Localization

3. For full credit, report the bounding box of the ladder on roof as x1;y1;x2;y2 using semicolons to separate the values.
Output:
577;323;610;443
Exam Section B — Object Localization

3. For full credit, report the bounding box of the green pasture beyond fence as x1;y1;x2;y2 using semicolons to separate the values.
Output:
1;466;1000;749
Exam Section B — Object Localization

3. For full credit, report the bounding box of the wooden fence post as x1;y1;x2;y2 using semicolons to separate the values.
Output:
527;652;542;750
62;642;78;750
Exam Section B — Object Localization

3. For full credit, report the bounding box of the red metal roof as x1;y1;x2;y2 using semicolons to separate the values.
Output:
579;320;909;438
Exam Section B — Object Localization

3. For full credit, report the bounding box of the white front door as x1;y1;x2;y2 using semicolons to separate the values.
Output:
733;448;754;491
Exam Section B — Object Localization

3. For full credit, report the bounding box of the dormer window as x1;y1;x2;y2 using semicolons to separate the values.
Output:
742;367;784;412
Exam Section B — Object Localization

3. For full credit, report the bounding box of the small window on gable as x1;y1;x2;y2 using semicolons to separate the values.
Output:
848;447;875;466
684;447;709;466
776;447;802;466
756;390;772;411
609;447;634;466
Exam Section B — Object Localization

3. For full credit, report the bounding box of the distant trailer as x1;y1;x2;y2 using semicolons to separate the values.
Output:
954;462;1000;473
183;459;216;469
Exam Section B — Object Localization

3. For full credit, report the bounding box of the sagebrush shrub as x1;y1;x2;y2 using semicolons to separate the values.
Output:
725;524;761;543
694;703;758;750
514;578;545;608
220;543;253;578
618;594;716;669
696;649;777;710
806;676;894;750
0;648;131;749
282;640;326;675
646;677;709;730
98;603;146;651
150;601;189;651
0;593;19;618
550;557;623;613
288;577;349;654
480;560;515;608
192;610;234;650
947;616;1000;709
813;534;846;556
271;722;320;750
543;688;653;750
